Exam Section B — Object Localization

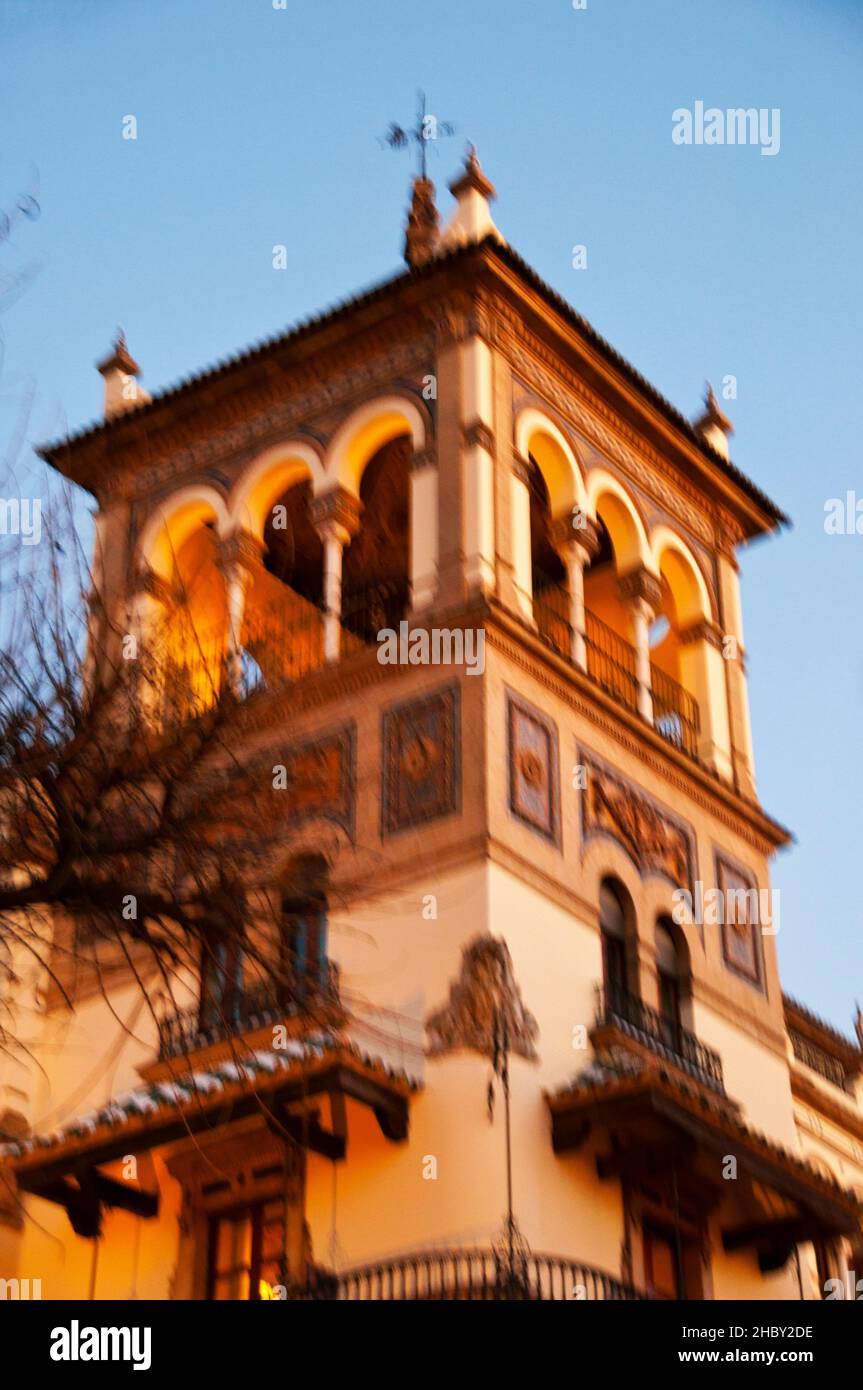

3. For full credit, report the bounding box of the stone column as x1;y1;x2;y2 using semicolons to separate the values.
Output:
217;530;264;693
552;515;601;672
461;336;496;597
716;548;757;799
410;446;438;613
311;488;362;663
510;454;535;623
677;619;734;781
619;567;662;723
119;566;175;723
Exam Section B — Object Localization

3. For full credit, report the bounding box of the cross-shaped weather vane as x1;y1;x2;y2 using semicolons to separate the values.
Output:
381;91;457;179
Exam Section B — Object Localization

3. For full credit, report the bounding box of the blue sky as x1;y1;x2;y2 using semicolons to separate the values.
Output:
1;0;861;1030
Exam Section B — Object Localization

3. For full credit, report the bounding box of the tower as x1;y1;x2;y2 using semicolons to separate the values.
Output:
2;150;860;1302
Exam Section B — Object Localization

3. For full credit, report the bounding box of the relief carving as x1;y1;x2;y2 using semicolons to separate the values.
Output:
426;936;539;1062
581;749;695;893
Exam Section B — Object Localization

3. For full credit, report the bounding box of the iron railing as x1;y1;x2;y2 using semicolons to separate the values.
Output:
789;1029;855;1094
596;981;725;1093
532;571;572;659
584;610;640;714
530;589;702;762
341;577;410;646
241;597;327;692
156;965;341;1062
304;1247;647;1300
650;663;700;758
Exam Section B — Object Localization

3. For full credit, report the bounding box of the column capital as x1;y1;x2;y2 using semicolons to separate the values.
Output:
512;452;532;486
462;418;495;454
310;487;362;544
133;564;172;606
411;446;437;473
618;566;663;615
678;618;725;651
550;513;602;562
217;528;265;577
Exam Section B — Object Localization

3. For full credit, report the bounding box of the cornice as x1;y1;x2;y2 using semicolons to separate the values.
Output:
95;337;436;503
791;1070;863;1145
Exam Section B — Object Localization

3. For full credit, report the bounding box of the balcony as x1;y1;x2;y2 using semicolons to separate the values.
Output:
789;1028;856;1094
156;965;342;1064
303;1246;647;1300
156;578;407;722
593;981;725;1095
532;577;701;761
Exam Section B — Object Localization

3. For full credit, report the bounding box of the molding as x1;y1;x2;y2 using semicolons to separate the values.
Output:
791;1071;863;1146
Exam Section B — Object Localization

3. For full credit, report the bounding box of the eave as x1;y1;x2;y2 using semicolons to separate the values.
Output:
37;239;788;542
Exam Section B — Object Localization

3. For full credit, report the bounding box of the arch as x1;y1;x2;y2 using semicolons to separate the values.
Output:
514;407;587;517
586;470;653;573
138;486;231;582
599;874;639;998
327;395;427;497
230;441;325;539
650;526;713;628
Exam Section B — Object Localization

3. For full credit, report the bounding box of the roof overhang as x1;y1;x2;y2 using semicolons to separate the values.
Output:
3;1042;419;1236
37;239;788;542
547;1072;861;1266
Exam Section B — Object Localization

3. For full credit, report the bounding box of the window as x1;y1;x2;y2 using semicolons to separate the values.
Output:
207;1199;285;1301
200;934;244;1031
280;893;327;1002
656;919;684;1052
600;880;632;1003
643;1222;682;1300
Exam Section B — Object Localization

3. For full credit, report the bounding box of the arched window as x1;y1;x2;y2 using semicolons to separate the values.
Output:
600;879;634;1005
278;853;330;1005
342;434;411;641
200;932;244;1032
656;916;690;1049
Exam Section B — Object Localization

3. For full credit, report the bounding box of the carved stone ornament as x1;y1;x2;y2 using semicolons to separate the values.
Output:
580;749;696;894
426;935;539;1062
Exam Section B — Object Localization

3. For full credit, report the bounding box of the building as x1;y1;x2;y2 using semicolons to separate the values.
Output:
1;151;861;1301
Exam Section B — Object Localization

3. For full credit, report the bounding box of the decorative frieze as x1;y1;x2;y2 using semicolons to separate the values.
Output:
579;747;697;894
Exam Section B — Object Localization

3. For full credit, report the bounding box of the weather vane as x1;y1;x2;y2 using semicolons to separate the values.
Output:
381;90;456;180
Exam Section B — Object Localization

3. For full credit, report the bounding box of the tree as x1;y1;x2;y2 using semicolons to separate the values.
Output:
0;498;349;1075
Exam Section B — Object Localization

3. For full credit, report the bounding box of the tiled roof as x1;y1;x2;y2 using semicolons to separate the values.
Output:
783;993;863;1058
549;1059;861;1210
37;238;788;528
0;1034;420;1164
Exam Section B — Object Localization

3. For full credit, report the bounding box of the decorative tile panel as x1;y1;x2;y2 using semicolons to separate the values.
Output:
716;853;765;990
507;692;560;845
381;685;460;835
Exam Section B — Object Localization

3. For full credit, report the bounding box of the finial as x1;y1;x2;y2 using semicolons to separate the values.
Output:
694;380;734;460
96;328;149;420
439;144;503;251
404;174;440;269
